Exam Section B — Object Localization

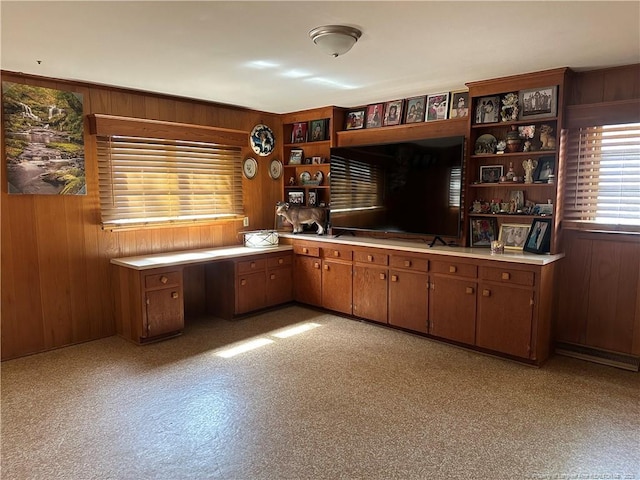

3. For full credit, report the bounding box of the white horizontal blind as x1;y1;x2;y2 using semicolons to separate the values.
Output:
564;123;640;228
97;136;243;230
330;155;384;212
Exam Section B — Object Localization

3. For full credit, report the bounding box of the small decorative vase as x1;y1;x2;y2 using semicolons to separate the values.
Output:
506;125;522;153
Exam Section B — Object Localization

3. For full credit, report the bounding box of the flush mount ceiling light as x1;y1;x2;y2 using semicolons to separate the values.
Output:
309;25;362;58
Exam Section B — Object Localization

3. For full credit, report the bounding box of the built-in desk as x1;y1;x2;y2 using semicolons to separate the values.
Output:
111;245;293;344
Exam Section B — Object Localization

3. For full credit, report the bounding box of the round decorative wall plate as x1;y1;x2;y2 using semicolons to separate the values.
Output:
269;158;283;180
242;157;258;179
250;124;275;156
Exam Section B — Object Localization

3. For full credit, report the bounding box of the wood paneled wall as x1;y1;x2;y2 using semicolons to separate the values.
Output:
1;72;283;360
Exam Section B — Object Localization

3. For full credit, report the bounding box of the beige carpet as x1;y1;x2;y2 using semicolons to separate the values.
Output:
2;305;639;480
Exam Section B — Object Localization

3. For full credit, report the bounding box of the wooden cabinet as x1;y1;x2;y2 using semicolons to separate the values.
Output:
429;260;477;344
388;254;430;333
353;250;389;324
293;243;322;306
266;254;293;307
113;266;184;344
322;255;353;315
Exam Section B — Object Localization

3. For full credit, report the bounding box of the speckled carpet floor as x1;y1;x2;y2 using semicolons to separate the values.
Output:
2;305;639;480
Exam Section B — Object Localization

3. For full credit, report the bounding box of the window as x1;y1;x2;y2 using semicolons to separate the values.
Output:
97;135;243;230
329;155;384;212
564;122;640;230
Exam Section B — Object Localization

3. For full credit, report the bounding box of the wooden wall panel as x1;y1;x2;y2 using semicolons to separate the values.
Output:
567;64;640;105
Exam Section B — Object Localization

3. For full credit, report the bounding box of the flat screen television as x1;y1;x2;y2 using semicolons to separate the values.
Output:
329;136;465;241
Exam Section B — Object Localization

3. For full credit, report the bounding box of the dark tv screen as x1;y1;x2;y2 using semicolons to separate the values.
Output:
329;136;465;238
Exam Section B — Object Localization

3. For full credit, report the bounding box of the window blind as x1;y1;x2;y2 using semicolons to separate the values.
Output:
329;155;384;212
97;135;243;230
564;123;640;229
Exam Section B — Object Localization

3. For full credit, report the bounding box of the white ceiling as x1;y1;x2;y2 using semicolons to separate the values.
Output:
2;1;639;114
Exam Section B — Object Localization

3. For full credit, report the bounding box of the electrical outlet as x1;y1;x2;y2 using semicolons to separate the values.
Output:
243;217;249;227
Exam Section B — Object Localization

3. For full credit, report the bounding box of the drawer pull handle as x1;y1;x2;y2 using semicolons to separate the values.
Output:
367;255;373;262
314;262;320;269
391;275;398;282
483;289;491;297
466;287;474;294
404;260;411;267
333;250;340;257
270;274;276;280
449;266;457;273
171;292;179;299
379;273;386;280
302;247;308;254
502;272;511;280
240;279;247;286
278;258;284;264
160;275;168;284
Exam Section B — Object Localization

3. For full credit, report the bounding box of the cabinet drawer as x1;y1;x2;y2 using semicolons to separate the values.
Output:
481;267;535;286
431;261;477;278
237;258;266;273
267;254;293;268
354;250;389;266
390;255;429;272
322;247;353;261
294;244;320;257
144;271;181;289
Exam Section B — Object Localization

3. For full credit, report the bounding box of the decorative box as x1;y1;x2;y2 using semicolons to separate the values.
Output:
243;230;279;248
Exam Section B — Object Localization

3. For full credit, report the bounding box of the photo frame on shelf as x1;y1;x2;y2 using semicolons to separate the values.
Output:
523;218;552;254
309;119;327;142
291;122;308;143
498;223;531;251
345;108;366;130
533;156;555;183
311;156;323;165
306;189;318;207
449;90;469;119
287;190;304;205
474;95;500;124
426;92;450;121
469;218;498;247
365;103;384;128
519;86;557;120
480;165;504;184
288;148;303;165
383;100;403;126
404;96;426;124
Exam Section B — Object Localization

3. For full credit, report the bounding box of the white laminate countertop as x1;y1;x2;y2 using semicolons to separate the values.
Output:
279;233;564;266
111;245;293;270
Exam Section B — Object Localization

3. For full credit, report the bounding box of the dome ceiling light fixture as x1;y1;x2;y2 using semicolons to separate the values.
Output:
309;25;362;58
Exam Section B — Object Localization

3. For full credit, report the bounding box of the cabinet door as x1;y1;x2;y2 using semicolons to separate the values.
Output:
145;288;184;339
237;271;266;314
266;266;293;307
322;259;352;315
476;283;533;358
353;265;388;324
429;275;477;344
294;255;322;306
388;270;428;333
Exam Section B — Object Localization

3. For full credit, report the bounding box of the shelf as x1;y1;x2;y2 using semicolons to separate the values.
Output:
471;150;556;159
285;185;329;190
471;118;558;129
469;213;554;220
470;182;555;188
284;163;329;168
284;140;330;148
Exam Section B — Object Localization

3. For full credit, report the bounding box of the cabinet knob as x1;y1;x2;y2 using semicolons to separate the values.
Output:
160;275;168;284
302;247;308;254
314;262;320;269
278;258;284;264
404;260;411;267
502;272;511;280
323;264;329;271
270;273;276;280
367;255;373;262
171;291;179;299
333;250;340;257
466;286;474;294
449;266;457;273
391;275;398;282
250;262;256;269
379;273;386;280
240;279;247;286
483;289;491;297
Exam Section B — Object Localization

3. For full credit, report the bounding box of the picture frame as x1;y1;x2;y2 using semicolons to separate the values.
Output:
288;148;303;165
474;95;500;124
519;86;557;120
426;92;450;121
365;103;384;128
509;190;525;211
287;190;304;205
480;165;504;184
306;189;318;207
534;156;555;183
309;119;327;142
291;122;308;143
498;223;531;251
383;100;403;126
449;90;469;119
469;218;498;247
311;156;323;165
523;218;552;254
404;96;426;124
534;203;554;216
345;109;366;130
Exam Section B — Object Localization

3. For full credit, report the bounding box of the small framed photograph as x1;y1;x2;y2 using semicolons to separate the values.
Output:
475;95;500;124
345;109;366;130
449;90;469;119
366;103;384;128
534;203;554;216
307;189;318;207
499;223;531;251
291;122;308;143
404;96;426;124
519;86;557;120
288;190;304;205
311;156;323;165
509;190;525;211
383;100;403;126
480;165;504;184
534;156;555;183
426;92;450;121
288;148;303;165
309;119;327;142
524;218;552;254
470;218;498;247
